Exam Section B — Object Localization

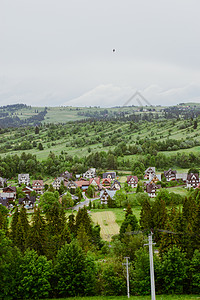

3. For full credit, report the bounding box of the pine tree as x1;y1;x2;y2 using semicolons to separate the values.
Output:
75;206;93;239
151;198;168;243
0;205;8;232
140;198;152;230
10;207;19;243
191;203;200;253
26;208;47;256
14;206;30;252
125;203;133;218
120;214;138;239
15;217;26;252
19;205;30;240
77;224;91;252
68;214;76;236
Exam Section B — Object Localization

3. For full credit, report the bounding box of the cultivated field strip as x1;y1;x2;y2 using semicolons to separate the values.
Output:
90;211;120;241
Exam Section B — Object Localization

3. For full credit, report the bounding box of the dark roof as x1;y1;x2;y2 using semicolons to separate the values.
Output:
187;173;199;181
127;175;138;183
103;172;116;179
111;180;121;188
3;186;16;193
60;171;72;179
164;169;177;176
18;195;36;205
146;183;156;193
0;197;9;207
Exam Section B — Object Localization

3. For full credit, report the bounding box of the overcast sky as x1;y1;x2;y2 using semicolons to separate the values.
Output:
1;0;200;107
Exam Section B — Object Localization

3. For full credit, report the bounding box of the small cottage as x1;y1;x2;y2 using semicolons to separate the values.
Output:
127;175;138;188
18;174;30;186
100;189;116;205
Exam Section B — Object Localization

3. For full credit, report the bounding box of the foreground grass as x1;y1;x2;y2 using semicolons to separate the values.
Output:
44;295;200;300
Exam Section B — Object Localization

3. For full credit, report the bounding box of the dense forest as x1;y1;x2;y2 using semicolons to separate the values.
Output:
0;188;200;298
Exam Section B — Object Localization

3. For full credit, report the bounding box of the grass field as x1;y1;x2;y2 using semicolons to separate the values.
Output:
167;186;189;196
90;211;120;241
43;295;200;300
90;207;141;241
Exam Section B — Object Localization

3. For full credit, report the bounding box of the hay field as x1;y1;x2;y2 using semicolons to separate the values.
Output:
90;211;120;241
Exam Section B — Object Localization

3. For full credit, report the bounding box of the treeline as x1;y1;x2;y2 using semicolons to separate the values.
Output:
0;189;200;298
0;108;47;128
1;148;200;179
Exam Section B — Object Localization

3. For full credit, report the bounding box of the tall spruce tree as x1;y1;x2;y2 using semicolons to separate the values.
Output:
140;198;152;230
68;214;76;236
125;203;133;218
15;206;30;252
191;203;200;253
75;206;93;239
151;198;168;243
77;224;91;252
10;207;19;244
27;208;47;256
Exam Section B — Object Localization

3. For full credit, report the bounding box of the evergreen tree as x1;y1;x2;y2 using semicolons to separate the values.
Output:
15;206;30;252
77;223;91;252
10;207;19;243
68;214;76;236
120;214;138;239
151;198;168;243
125;203;133;218
27;208;47;256
140;198;152;230
0;205;8;232
75;206;93;240
191;204;200;253
35;125;40;134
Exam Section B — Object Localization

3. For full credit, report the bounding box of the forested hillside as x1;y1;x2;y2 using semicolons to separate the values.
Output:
1;103;200;178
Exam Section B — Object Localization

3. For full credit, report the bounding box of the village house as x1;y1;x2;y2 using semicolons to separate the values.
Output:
127;175;138;188
52;177;65;190
89;177;101;190
186;173;199;189
32;180;44;194
66;181;78;191
22;186;33;196
164;169;177;181
75;179;90;191
18;174;30;186
102;178;111;188
83;168;96;179
148;174;161;184
2;186;17;201
100;189;116;205
18;195;36;209
145;182;157;198
60;170;73;180
0;177;7;188
102;172;116;179
144;167;156;180
0;197;11;209
110;180;121;190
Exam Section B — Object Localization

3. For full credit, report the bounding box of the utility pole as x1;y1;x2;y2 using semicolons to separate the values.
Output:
123;257;130;298
144;231;156;300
